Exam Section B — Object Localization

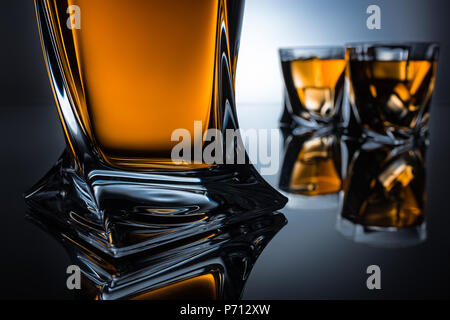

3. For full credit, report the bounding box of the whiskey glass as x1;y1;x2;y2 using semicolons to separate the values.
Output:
346;42;439;145
27;0;287;257
279;47;347;130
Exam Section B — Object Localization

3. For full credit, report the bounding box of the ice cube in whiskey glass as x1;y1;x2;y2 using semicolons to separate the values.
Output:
279;47;347;130
346;42;439;145
26;0;287;257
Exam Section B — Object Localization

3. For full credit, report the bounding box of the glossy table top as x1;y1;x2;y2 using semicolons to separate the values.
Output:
1;104;450;299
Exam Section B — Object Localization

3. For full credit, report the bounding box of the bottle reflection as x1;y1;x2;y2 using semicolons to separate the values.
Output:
337;141;427;247
28;209;286;300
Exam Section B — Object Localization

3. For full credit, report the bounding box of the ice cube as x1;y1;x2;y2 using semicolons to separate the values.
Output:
301;87;334;118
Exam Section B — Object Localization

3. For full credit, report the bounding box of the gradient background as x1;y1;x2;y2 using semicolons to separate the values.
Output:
1;0;450;108
1;0;450;299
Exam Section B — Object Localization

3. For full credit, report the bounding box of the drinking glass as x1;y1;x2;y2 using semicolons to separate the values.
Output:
279;46;347;130
346;42;439;145
27;0;287;257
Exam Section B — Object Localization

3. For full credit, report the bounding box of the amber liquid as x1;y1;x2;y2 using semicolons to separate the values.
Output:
288;136;342;196
349;60;437;133
344;148;425;228
43;0;222;169
130;272;219;300
282;59;346;119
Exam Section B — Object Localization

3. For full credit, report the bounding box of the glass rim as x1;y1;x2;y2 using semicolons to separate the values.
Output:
279;46;345;61
346;41;440;61
345;41;440;49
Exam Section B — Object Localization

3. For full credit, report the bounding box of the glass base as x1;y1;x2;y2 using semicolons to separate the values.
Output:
25;151;287;257
280;94;348;134
336;216;426;248
362;126;429;147
280;99;330;132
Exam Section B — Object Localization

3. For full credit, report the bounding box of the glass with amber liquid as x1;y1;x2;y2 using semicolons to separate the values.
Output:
36;0;247;169
27;0;287;257
279;47;347;129
347;43;439;145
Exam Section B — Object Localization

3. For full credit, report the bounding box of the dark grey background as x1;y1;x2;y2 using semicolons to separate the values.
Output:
0;0;52;107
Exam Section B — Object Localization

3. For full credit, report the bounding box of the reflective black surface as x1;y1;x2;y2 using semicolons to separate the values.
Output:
29;205;286;300
1;105;450;299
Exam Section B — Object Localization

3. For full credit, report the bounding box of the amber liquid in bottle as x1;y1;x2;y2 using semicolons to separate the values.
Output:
43;0;222;169
130;272;219;300
282;58;346;119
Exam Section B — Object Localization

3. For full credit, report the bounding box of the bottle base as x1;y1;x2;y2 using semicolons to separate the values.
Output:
25;150;287;257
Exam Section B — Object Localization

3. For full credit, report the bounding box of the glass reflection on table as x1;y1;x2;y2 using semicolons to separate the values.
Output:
279;124;427;248
278;129;349;210
28;209;286;300
337;140;427;248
